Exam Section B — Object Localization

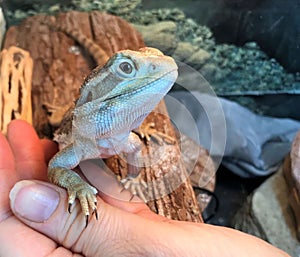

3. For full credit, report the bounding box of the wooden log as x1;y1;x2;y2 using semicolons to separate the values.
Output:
0;46;33;134
4;11;144;136
283;131;300;239
290;131;300;192
232;169;298;256
106;100;203;222
3;11;210;222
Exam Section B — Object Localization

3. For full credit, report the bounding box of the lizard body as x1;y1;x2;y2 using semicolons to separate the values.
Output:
48;47;178;224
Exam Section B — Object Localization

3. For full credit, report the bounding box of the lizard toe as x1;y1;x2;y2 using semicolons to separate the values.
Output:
120;175;147;202
67;190;77;213
66;181;98;225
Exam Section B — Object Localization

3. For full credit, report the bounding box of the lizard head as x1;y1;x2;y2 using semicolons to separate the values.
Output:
76;47;178;111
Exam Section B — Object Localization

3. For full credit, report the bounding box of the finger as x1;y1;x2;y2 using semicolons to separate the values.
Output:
0;216;57;256
7;120;47;180
9;180;161;256
0;132;18;220
0;132;15;172
99;193;166;221
40;138;58;164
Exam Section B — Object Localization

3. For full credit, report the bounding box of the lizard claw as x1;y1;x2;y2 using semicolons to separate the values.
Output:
85;215;89;228
120;174;148;202
135;123;175;145
85;207;98;228
67;181;98;226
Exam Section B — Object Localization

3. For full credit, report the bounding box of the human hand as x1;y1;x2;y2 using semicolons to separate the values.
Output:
1;120;290;256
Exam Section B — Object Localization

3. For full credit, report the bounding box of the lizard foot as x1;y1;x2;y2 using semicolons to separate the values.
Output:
135;122;176;145
120;174;148;202
67;181;98;227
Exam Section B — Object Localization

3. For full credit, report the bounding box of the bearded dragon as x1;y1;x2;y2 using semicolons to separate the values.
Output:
48;47;178;225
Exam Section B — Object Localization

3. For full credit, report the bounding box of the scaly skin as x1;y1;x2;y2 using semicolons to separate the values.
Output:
48;47;178;225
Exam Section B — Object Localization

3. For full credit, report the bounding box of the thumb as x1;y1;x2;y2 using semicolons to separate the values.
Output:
9;180;154;256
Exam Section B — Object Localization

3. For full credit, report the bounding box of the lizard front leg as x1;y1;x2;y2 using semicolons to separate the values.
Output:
48;143;98;226
120;126;176;202
118;132;148;201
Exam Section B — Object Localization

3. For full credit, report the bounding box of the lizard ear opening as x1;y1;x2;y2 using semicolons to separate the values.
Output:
86;91;93;102
76;91;93;107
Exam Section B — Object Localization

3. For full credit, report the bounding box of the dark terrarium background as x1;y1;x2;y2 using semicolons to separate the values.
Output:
143;0;300;73
2;0;300;227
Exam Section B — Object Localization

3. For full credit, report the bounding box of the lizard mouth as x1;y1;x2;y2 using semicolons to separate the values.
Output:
104;69;178;102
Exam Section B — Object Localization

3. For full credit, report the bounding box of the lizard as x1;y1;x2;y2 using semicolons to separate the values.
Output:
47;46;178;226
42;16;178;224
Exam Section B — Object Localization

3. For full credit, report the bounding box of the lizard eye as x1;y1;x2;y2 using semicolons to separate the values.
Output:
119;61;133;74
113;56;136;78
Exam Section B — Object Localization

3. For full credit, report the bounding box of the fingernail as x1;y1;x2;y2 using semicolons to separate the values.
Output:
10;181;59;222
